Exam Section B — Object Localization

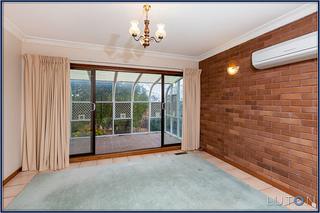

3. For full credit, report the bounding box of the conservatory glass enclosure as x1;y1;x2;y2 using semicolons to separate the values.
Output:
70;69;183;155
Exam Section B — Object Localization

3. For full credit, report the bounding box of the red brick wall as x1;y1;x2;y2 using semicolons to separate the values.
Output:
199;13;318;202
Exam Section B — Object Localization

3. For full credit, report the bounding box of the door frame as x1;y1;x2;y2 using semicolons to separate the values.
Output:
70;63;183;157
91;69;96;155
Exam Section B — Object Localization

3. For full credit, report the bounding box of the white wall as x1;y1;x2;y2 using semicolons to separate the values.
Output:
3;29;22;180
22;40;198;71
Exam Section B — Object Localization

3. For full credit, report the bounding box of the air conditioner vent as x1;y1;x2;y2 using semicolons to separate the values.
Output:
252;32;317;70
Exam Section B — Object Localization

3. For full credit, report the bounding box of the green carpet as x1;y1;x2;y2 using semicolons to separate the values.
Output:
6;153;286;211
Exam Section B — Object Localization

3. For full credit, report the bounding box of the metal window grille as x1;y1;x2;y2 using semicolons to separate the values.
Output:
150;102;161;118
72;102;91;121
115;102;131;119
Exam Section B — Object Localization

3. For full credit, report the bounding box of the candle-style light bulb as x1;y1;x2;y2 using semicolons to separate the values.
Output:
155;24;166;39
129;20;140;37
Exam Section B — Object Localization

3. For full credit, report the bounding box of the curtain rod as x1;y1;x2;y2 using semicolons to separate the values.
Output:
70;59;183;72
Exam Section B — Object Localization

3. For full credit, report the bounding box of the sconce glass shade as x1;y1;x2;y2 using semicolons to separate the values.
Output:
155;24;166;39
227;64;239;75
129;20;140;37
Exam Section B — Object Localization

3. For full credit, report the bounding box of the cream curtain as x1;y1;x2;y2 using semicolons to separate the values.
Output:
22;54;70;171
182;68;202;151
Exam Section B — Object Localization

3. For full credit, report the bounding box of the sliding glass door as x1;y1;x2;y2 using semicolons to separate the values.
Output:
164;76;183;145
70;68;182;156
95;71;114;153
70;70;94;155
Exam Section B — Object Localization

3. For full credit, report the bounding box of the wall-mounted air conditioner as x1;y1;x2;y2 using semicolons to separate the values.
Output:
252;32;318;70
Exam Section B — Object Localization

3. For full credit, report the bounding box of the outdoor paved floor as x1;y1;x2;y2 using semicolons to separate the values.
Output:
70;133;180;155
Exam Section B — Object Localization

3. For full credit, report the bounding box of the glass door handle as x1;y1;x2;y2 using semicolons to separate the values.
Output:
91;103;96;112
161;103;166;110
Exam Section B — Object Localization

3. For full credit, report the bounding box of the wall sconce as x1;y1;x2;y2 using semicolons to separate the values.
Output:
227;61;240;75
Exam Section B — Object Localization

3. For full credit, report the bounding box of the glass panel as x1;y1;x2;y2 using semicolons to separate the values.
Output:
165;86;172;116
150;84;161;102
178;118;182;138
134;74;160;101
172;118;178;135
96;79;113;102
134;83;151;101
178;81;183;117
133;103;149;132
179;79;183;101
114;119;131;134
144;74;161;134
117;72;140;82
95;71;162;154
139;73;161;83
165;116;171;132
96;70;114;81
95;103;113;136
165;76;182;84
70;121;91;155
71;71;91;101
115;103;131;119
71;121;91;137
70;69;92;155
96;71;114;138
178;79;183;138
150;118;161;132
72;102;91;121
164;75;182;145
171;94;177;117
115;82;132;101
70;70;186;155
150;102;161;118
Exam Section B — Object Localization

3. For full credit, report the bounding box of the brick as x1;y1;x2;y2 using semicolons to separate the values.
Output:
279;118;301;125
280;93;301;100
229;129;240;135
259;110;273;116
272;166;289;178
301;78;317;86
281;106;301;112
200;13;318;202
288;149;313;160
280;86;313;94
290;125;314;134
301;107;317;113
272;100;290;106
302;93;316;100
301;120;317;127
265;83;280;89
300;133;316;141
280;80;300;88
263;116;280;122
289;137;313;147
291;163;313;174
290;72;314;81
272;122;289;130
291;100;313;106
281;129;301;138
291;112;313;120
281;68;300;76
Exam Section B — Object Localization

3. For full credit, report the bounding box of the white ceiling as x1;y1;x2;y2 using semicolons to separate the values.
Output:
3;3;316;59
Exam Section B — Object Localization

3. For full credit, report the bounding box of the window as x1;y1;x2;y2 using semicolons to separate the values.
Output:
70;67;182;155
164;76;183;139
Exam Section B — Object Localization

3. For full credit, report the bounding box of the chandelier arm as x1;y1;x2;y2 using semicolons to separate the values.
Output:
150;37;162;43
133;35;144;42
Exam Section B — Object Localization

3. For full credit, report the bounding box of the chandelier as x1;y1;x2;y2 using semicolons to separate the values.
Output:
129;4;166;48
